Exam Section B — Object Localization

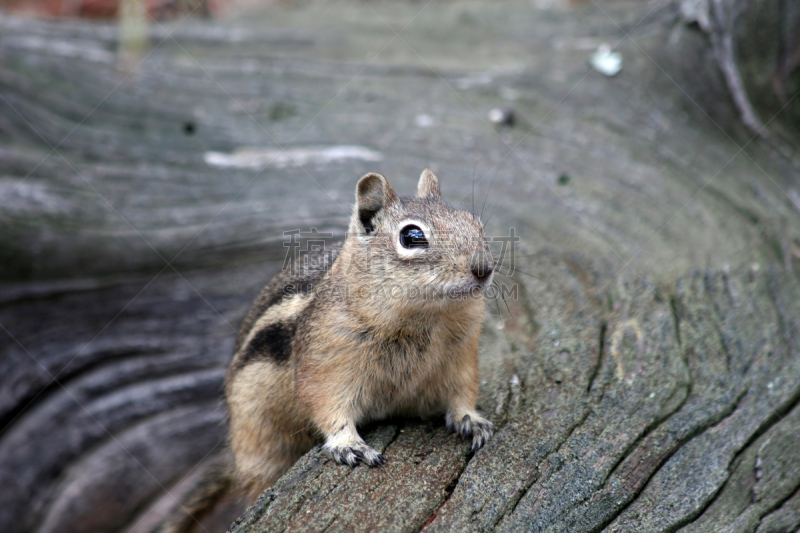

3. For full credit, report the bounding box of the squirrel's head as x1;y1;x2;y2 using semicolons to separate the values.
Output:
341;169;494;307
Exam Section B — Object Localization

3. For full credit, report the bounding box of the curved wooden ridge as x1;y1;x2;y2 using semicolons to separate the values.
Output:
1;0;799;531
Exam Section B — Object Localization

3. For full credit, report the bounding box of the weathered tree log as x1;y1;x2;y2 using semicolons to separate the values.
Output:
1;0;799;532
230;266;800;533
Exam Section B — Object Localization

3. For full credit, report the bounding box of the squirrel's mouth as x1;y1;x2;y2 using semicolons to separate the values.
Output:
391;277;491;304
440;279;489;300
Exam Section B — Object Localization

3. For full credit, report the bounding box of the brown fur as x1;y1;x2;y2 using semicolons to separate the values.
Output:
225;169;494;503
157;456;234;533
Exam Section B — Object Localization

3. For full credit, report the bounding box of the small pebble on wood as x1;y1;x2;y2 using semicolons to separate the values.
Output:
488;108;515;127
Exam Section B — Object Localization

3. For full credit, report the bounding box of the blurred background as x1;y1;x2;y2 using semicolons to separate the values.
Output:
1;0;799;532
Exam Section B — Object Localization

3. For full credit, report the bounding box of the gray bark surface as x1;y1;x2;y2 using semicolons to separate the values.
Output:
1;1;799;532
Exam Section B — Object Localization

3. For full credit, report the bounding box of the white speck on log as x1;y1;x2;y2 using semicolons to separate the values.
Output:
415;114;435;128
203;146;383;169
590;44;622;77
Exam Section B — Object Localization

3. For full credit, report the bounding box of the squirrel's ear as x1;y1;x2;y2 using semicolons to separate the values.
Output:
417;169;440;199
351;172;396;235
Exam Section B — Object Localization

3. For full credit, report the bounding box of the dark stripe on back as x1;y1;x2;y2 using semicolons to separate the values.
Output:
249;279;318;330
239;321;296;367
237;243;341;346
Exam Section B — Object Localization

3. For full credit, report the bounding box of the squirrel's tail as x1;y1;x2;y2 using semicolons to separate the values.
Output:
158;455;235;533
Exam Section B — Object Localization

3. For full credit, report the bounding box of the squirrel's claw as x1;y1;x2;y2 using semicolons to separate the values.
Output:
446;411;493;452
327;441;386;467
470;417;493;452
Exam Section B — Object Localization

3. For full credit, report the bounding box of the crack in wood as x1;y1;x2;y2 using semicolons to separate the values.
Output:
657;390;753;533
591;385;749;533
587;321;607;395
670;295;683;350
668;385;800;532
497;403;593;526
278;425;404;530
756;483;800;529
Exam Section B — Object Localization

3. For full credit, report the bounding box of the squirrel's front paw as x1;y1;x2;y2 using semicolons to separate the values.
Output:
446;411;494;452
325;439;386;467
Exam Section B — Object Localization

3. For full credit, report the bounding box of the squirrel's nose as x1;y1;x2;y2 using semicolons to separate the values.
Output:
471;262;493;283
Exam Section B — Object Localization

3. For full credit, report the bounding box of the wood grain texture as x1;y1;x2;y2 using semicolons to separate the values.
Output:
1;0;799;532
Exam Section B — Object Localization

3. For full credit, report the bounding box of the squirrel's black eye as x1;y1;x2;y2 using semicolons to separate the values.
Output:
399;225;428;249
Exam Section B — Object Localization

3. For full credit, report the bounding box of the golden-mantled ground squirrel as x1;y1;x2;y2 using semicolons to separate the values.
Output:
164;170;494;532
228;169;494;497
